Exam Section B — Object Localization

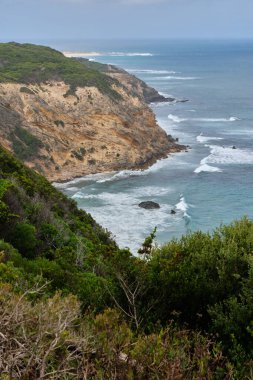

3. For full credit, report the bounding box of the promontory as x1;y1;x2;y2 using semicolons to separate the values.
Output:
0;42;183;182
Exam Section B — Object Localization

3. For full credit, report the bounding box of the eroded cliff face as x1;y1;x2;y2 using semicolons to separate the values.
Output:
0;75;182;182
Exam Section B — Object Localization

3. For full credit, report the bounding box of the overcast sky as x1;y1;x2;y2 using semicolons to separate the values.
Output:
1;0;253;42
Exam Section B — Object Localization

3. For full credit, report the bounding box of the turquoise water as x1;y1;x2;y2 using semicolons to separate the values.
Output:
55;40;253;252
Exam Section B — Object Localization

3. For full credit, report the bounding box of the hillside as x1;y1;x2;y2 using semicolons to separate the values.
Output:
2;145;253;377
0;42;183;182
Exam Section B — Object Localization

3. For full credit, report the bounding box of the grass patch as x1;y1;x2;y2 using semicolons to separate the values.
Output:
0;42;122;100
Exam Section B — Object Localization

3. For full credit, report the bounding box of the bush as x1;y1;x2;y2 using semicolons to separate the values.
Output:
54;119;65;127
10;126;44;161
12;223;37;258
20;86;34;95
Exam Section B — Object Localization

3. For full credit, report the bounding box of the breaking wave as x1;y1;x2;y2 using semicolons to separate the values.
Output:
108;52;154;57
194;117;239;122
127;69;177;74
196;134;224;143
175;195;191;221
194;164;222;173
202;145;253;165
167;114;239;124
168;114;186;123
155;76;199;80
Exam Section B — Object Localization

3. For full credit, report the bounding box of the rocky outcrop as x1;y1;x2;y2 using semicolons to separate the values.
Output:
75;59;176;105
0;56;184;182
139;201;160;209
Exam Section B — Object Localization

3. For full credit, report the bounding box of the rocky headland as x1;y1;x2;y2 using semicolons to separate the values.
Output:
0;43;184;182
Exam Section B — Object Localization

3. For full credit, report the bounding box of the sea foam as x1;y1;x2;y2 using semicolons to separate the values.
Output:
96;169;147;183
108;52;154;57
196;134;223;143
127;69;177;74
168;114;239;124
194;117;239;122
155;76;199;80
202;145;253;165
175;195;191;220
194;164;222;173
168;114;186;123
70;187;176;253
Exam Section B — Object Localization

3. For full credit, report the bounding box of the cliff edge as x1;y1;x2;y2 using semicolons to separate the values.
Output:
0;42;183;182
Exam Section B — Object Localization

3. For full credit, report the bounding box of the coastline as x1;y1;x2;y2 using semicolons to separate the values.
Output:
63;51;101;57
0;42;187;184
53;140;186;184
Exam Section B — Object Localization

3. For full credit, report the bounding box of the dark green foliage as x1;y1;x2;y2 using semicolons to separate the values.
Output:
54;119;65;127
138;226;157;259
0;179;13;199
10;126;44;160
71;148;86;160
19;86;34;95
0;180;18;223
0;201;11;223
0;144;117;302
12;222;37;258
145;218;253;371
0;42;121;100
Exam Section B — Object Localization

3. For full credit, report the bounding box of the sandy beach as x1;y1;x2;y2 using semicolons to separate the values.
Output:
63;51;100;57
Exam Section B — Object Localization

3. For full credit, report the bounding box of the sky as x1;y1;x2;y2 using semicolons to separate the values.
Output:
1;0;253;43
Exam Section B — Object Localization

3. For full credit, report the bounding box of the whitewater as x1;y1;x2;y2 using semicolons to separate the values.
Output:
58;39;253;253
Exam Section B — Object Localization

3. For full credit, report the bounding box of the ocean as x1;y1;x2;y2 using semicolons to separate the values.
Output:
53;39;253;253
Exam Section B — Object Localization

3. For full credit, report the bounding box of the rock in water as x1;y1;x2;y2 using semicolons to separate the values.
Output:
138;201;160;209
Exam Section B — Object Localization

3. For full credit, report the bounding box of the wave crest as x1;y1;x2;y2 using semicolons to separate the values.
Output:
196;134;224;143
194;164;222;173
168;114;186;123
175;196;191;222
127;69;177;74
155;76;199;80
167;114;239;125
108;52;153;57
202;145;253;165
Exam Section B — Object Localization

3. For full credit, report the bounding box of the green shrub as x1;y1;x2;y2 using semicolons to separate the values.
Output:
71;148;85;160
12;223;37;258
19;86;34;95
10;126;44;161
54;119;65;127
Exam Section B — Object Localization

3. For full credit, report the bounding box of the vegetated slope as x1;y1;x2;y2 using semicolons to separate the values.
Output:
0;43;119;99
0;42;183;182
0;145;234;378
1;145;253;376
0;143;133;311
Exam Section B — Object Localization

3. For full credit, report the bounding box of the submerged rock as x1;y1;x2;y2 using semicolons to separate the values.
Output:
170;209;176;215
138;201;160;209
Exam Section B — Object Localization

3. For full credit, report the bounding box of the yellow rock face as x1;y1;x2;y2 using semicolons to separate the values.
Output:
0;77;182;182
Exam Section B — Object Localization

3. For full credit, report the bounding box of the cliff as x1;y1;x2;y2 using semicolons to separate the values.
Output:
0;42;183;182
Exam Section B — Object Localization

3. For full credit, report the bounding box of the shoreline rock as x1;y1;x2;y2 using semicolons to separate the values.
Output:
139;201;160;209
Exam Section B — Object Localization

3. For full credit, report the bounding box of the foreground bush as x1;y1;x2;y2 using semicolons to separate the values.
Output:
0;284;233;379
